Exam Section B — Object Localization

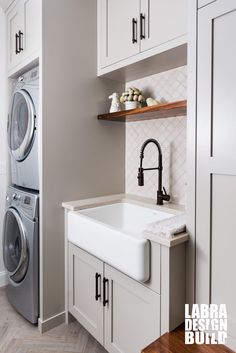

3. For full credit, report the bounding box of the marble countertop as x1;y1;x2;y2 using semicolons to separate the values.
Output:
62;193;189;247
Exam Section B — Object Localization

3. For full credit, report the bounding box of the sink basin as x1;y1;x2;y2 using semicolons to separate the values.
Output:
67;202;174;282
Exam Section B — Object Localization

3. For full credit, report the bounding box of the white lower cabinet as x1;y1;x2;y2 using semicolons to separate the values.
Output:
67;232;187;352
68;244;103;344
104;264;160;353
68;243;160;353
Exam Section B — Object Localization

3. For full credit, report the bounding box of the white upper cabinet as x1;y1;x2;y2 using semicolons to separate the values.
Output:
98;0;187;76
99;0;140;68
140;0;187;52
7;1;22;71
7;0;40;76
23;0;40;61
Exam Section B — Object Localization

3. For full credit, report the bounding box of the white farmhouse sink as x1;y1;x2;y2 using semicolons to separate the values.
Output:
67;202;174;282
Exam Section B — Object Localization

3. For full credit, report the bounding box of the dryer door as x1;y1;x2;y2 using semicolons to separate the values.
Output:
8;89;36;162
3;208;29;283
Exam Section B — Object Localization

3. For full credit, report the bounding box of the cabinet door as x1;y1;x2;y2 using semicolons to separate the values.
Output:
140;0;187;53
21;0;40;61
68;243;103;345
196;0;236;350
104;264;160;353
7;1;23;71
198;0;216;8
98;0;140;68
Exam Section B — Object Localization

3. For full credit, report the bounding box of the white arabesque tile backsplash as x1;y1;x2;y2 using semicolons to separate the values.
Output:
125;66;187;206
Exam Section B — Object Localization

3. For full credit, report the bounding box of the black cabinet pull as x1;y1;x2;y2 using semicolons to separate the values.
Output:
140;13;145;40
132;18;138;44
19;30;23;52
15;33;20;54
103;277;109;307
95;273;101;301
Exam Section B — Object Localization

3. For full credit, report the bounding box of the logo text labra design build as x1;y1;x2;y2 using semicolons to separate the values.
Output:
185;304;227;345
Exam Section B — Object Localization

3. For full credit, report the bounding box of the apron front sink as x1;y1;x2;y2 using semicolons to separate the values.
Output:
67;202;174;282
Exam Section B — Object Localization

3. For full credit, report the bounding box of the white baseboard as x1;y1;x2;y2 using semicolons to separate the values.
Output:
38;311;65;333
0;271;8;287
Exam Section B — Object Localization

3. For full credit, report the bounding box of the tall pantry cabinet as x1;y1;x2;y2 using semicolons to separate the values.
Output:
195;0;236;350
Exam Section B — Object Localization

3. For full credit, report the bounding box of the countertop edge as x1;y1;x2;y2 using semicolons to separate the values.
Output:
144;232;189;247
62;194;126;211
62;193;185;213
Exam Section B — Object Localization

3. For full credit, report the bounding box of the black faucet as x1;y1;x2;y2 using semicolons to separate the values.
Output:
137;138;170;205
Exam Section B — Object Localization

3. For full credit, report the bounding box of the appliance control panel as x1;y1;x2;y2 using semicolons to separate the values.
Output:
6;186;39;220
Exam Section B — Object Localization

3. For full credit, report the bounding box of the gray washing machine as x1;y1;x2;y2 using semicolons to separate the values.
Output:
3;186;39;324
8;66;39;191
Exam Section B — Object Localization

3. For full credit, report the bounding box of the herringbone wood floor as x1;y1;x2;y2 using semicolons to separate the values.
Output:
0;287;107;353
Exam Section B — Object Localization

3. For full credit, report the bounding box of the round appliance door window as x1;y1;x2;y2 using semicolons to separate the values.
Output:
3;208;29;283
8;90;36;162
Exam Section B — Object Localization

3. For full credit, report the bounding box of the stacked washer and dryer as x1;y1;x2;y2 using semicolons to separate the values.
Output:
2;67;40;324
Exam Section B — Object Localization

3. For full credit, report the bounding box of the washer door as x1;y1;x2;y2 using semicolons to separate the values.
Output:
8;89;36;162
3;208;29;283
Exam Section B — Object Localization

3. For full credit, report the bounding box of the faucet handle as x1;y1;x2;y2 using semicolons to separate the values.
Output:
162;187;170;202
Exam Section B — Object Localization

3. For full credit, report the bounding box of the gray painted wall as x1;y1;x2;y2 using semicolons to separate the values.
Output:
40;0;125;322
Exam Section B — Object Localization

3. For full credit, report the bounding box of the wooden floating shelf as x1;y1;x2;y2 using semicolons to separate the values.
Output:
98;100;187;123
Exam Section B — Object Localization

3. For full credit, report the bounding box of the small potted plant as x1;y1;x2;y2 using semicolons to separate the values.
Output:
120;87;145;110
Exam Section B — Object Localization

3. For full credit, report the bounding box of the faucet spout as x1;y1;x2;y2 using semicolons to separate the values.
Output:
137;138;170;205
